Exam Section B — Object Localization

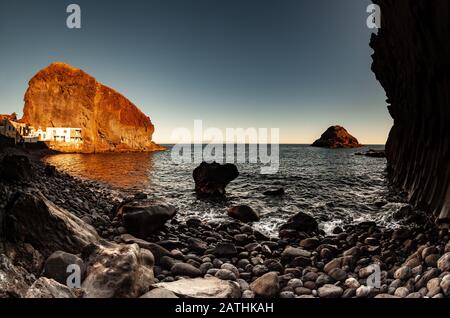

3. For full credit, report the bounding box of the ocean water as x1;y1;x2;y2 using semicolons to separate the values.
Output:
44;144;405;236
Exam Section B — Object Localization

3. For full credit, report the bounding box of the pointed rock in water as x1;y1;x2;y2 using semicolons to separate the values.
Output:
312;125;362;148
22;62;164;153
153;277;241;298
279;212;319;235
227;205;260;223
193;161;239;197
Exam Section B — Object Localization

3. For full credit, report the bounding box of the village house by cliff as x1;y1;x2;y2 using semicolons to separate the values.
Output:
0;113;83;148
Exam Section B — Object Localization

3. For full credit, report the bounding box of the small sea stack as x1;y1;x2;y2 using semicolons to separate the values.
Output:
312;125;363;149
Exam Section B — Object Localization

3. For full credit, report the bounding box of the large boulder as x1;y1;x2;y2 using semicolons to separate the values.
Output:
311;126;362;148
117;201;177;239
0;155;33;183
4;190;99;257
153;277;241;298
227;205;260;223
81;242;154;298
25;277;78;298
193;162;239;197
42;251;86;285
22;62;164;153
279;212;319;235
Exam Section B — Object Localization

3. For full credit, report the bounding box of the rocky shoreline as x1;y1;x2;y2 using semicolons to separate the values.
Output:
0;149;449;299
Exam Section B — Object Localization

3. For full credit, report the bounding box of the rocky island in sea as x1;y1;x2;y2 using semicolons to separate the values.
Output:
311;125;363;149
0;0;449;301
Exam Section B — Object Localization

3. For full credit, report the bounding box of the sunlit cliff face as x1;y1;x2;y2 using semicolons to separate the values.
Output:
22;62;163;153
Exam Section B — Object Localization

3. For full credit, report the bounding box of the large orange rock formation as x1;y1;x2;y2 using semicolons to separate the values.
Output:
22;62;164;153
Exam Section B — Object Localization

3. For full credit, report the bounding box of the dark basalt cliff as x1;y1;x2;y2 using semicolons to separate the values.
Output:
371;0;450;224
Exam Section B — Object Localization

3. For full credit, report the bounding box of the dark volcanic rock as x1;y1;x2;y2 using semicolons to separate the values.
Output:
118;202;177;239
228;205;260;223
371;0;450;225
193;162;239;197
42;251;86;285
0;155;33;182
279;212;319;235
4;190;99;257
311;126;362;149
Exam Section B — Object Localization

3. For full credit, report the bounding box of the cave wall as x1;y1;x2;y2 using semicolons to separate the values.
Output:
370;0;450;224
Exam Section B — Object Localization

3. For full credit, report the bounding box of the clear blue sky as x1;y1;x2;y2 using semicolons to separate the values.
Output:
0;0;390;144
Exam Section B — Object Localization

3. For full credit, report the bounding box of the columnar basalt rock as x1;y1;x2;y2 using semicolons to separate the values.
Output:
370;0;450;225
22;62;164;153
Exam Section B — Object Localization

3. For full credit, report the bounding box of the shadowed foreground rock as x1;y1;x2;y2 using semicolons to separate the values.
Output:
4;190;99;257
81;242;155;298
371;0;450;225
0;155;33;182
193;162;239;197
312;126;362;149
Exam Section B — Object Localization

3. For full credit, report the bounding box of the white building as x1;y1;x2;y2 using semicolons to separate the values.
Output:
30;127;83;143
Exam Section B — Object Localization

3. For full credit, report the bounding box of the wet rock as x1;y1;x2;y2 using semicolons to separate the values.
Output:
171;263;202;278
140;288;178;298
279;212;319;235
119;202;177;238
250;272;280;298
227;205;260;223
82;243;154;298
317;284;343;298
42;251;86;285
25;277;77;298
193;162;239;197
154;277;241;298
